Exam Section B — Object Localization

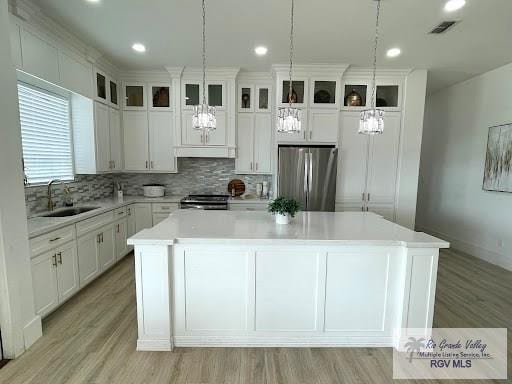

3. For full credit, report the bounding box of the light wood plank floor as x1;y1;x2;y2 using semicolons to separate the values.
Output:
1;249;510;384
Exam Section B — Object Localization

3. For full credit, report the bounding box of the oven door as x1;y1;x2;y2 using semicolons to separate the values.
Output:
179;203;228;210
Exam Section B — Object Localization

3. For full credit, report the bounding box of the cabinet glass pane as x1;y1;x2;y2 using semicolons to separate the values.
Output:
344;85;367;107
282;80;304;104
376;85;399;107
110;81;118;105
152;86;170;108
96;73;106;99
258;88;269;110
313;81;336;104
125;86;144;107
240;87;251;109
185;84;199;106
208;84;223;107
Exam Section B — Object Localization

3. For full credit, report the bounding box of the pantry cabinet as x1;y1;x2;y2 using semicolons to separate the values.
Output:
31;241;79;317
336;111;401;220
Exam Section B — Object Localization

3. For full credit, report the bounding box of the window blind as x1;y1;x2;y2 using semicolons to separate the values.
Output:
18;83;74;184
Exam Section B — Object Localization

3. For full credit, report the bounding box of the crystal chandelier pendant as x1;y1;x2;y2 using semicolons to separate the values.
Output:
277;0;301;134
277;106;302;133
360;0;385;136
192;103;216;131
192;0;216;132
359;109;384;135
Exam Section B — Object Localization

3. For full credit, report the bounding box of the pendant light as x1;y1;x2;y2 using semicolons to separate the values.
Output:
359;0;384;135
192;0;216;131
277;0;302;134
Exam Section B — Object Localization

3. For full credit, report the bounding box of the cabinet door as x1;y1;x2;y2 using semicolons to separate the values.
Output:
309;110;338;143
124;83;146;110
366;112;401;204
337;112;369;204
182;110;203;146
94;102;111;172
253;114;272;174
149;83;171;110
94;68;109;103
235;114;254;173
127;206;137;238
109;79;119;108
99;226;115;271
109;108;122;171
21;29;59;84
207;82;225;110
59;51;93;98
149;111;176;171
114;219;128;260
31;251;59;317
255;86;270;113
238;85;254;112
123;111;149;171
275;109;308;143
55;242;79;303
182;82;201;109
77;232;101;287
205;111;227;146
152;213;170;226
134;203;153;232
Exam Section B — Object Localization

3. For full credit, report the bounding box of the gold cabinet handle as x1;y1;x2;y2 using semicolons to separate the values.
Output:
58;252;62;264
52;254;57;267
49;237;61;243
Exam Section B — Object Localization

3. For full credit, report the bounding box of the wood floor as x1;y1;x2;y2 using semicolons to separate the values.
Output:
0;249;510;384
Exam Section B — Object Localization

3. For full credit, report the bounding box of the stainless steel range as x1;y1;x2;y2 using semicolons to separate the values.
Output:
179;194;229;210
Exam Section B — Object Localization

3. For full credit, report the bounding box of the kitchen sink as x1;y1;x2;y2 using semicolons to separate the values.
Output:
41;207;100;217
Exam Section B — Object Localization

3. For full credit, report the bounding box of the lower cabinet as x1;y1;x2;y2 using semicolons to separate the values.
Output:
114;218;128;259
152;202;179;225
134;203;153;232
77;224;115;287
31;241;79;317
152;213;170;226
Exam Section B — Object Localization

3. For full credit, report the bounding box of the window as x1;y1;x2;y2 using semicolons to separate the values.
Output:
18;83;74;184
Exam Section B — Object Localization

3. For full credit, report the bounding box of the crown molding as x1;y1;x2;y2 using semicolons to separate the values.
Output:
272;63;350;76
344;67;413;79
182;67;241;80
237;71;272;81
165;66;185;79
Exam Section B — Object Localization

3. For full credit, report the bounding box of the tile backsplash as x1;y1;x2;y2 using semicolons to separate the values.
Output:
25;158;272;216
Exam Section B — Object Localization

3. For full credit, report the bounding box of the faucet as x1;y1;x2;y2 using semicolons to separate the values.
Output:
47;179;62;211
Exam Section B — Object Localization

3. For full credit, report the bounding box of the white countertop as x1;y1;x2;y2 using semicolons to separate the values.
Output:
27;196;182;238
128;210;450;248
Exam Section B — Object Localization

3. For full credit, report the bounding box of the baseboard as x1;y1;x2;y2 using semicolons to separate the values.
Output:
137;339;173;351
23;315;42;350
416;225;512;272
173;335;394;348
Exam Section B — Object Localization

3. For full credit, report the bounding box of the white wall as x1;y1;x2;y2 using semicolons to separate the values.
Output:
417;62;512;271
0;0;42;357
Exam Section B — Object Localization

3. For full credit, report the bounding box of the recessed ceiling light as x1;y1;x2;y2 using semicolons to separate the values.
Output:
132;43;146;53
254;46;268;56
85;0;100;3
444;0;466;12
386;48;401;58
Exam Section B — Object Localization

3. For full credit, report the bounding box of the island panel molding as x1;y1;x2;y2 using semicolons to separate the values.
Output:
128;211;448;350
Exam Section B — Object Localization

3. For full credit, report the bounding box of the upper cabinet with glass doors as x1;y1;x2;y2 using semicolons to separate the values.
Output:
149;83;171;111
94;67;119;109
310;79;339;108
342;78;402;111
123;82;147;110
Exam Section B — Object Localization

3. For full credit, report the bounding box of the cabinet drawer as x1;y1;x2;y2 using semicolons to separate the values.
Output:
76;211;115;237
114;207;127;218
30;225;76;258
152;203;179;213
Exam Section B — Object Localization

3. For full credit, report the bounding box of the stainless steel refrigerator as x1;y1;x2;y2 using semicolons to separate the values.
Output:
278;146;338;211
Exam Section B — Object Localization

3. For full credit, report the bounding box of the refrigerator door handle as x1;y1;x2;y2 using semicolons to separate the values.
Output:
304;152;309;199
308;152;313;195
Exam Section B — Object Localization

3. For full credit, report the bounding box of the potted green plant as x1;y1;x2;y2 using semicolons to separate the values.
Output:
268;196;301;224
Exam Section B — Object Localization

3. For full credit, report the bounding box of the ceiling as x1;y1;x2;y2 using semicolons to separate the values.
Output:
30;0;512;93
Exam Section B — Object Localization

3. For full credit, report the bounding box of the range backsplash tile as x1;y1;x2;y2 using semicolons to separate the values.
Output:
25;158;272;216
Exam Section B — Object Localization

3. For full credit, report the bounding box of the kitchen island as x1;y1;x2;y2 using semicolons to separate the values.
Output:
128;210;449;351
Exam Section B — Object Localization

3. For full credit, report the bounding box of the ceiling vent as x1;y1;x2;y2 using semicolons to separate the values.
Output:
429;20;459;34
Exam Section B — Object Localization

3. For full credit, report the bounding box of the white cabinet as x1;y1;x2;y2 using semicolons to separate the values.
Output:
123;111;150;171
123;110;176;172
181;110;227;146
114;219;128;260
20;28;59;84
127;205;137;238
309;110;339;143
275;110;308;143
337;111;401;219
152;202;179;225
31;241;79;317
94;68;120;109
94;102;111;172
134;203;153;232
149;111;176;171
235;113;272;174
59;51;93;98
98;225;115;271
109;108;122;171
